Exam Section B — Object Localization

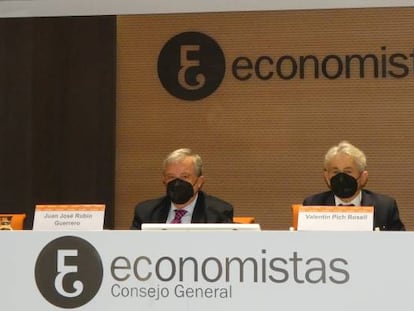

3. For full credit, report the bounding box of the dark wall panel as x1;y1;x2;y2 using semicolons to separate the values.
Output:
0;16;116;229
0;19;33;220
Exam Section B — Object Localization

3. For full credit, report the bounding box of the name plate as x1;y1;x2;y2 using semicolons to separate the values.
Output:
295;205;374;231
33;204;105;231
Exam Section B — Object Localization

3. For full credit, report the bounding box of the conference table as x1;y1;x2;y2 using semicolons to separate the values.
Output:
1;229;412;310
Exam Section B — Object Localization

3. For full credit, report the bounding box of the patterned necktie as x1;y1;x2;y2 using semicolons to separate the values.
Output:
171;209;187;224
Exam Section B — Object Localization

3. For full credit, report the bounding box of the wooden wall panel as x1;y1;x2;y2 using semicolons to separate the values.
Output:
116;8;414;230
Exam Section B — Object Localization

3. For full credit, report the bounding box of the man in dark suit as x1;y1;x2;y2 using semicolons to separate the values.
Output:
131;148;233;230
303;141;405;231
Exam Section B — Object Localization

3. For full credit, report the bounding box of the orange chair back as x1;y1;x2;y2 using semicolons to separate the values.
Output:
233;216;255;224
0;213;26;230
291;204;300;230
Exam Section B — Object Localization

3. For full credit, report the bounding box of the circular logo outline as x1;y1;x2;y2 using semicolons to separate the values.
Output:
158;31;226;101
35;236;103;308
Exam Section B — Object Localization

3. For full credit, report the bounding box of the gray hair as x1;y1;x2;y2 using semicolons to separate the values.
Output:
163;148;203;176
324;141;367;171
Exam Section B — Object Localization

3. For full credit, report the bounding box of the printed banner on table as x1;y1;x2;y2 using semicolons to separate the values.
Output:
1;231;414;311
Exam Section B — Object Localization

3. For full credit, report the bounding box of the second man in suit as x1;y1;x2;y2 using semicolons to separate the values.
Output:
303;141;405;231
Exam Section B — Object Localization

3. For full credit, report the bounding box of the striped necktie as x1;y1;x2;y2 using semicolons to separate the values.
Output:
171;209;187;224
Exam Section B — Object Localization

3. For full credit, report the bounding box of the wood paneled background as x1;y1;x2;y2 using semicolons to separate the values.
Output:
116;8;414;230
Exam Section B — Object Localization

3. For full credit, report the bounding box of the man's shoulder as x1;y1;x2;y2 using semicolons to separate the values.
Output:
201;192;233;210
135;196;166;210
303;191;332;204
362;189;396;204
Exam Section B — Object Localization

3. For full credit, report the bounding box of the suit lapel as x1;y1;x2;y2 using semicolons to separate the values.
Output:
191;191;206;223
325;192;336;205
361;190;374;206
151;197;170;222
360;190;377;229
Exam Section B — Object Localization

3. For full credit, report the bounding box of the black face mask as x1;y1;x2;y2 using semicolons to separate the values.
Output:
166;178;195;204
330;172;358;199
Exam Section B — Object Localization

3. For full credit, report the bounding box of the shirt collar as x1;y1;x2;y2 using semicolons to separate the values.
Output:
171;192;198;215
335;191;362;206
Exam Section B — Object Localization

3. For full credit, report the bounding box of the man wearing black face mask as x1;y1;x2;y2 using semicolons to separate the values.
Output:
303;141;405;231
130;148;234;229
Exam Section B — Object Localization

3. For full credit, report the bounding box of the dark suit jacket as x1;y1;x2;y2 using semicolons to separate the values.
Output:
303;189;405;231
131;191;234;229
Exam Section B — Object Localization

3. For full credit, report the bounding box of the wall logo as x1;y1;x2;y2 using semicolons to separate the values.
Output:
158;31;226;101
35;236;103;309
